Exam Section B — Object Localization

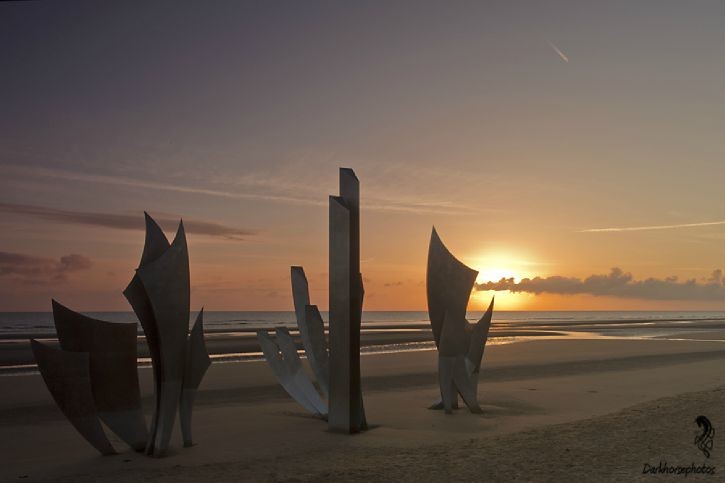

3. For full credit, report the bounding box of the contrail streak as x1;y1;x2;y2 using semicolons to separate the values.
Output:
579;220;725;233
547;40;569;63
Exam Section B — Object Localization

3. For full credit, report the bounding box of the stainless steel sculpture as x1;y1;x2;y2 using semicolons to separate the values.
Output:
31;212;211;457
257;330;320;416
291;266;330;398
52;300;148;451
259;327;328;416
328;168;367;433
30;340;117;455
427;227;494;414
180;309;212;447
257;169;367;433
123;213;211;457
256;267;329;418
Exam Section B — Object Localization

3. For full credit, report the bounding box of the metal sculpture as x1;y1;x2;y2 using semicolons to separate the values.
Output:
180;308;212;447
427;227;494;414
328;168;366;433
123;215;190;456
32;212;211;457
256;267;329;418
257;168;367;433
30;340;117;455
52;300;148;451
291;266;330;398
262;327;328;416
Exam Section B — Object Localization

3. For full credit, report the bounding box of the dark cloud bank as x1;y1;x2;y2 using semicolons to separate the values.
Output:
0;202;255;240
475;268;725;301
0;252;92;284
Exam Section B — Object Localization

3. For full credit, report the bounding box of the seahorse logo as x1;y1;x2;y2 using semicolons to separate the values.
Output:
694;415;714;458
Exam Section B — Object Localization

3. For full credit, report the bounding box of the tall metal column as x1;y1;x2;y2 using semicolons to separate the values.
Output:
328;168;367;433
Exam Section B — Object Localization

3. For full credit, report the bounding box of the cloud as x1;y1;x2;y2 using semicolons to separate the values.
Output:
0;201;256;240
0;251;92;284
707;269;722;284
384;281;405;287
547;40;569;63
1;164;482;216
579;220;725;233
475;267;725;301
2;164;321;207
58;254;93;272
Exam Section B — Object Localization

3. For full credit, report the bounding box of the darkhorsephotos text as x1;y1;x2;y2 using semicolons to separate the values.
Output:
642;461;716;476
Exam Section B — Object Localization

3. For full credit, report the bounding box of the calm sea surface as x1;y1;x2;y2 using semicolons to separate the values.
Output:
3;310;725;338
2;311;725;375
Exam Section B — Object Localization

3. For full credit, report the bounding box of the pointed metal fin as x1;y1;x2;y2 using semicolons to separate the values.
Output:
180;308;212;447
291;266;330;397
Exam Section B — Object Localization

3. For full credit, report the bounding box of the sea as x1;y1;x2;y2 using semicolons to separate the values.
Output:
3;310;725;375
3;310;725;339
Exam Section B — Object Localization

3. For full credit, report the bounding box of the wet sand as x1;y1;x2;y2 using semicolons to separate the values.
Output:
0;327;561;368
4;316;725;368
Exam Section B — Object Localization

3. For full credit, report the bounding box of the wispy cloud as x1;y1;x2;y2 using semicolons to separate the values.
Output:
547;40;569;63
384;281;405;287
476;268;725;301
0;164;322;207
579;220;725;233
0;201;256;240
0;251;92;285
0;164;480;216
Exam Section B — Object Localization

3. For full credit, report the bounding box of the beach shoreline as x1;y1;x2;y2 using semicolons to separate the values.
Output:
3;313;725;370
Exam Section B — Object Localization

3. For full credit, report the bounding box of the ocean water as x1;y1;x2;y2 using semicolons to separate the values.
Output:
3;310;725;375
2;310;725;338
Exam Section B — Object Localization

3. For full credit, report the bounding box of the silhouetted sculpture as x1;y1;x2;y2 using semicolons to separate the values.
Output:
257;327;328;417
427;227;494;414
52;300;147;451
257;267;329;418
31;340;117;455
180;309;212;447
328;168;367;433
124;213;213;456
257;168;367;433
291;266;330;398
32;212;211;457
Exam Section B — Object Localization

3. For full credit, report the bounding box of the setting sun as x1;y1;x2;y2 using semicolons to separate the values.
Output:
465;252;540;310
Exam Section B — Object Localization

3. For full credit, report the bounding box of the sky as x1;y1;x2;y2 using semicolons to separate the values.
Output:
3;1;725;312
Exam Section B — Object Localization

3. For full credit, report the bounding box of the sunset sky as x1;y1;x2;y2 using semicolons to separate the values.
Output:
3;1;725;311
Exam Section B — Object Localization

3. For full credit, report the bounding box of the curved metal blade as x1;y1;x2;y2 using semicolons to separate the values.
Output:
52;300;148;451
31;340;116;455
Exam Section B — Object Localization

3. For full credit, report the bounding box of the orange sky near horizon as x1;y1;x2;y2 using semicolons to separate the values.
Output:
3;214;724;312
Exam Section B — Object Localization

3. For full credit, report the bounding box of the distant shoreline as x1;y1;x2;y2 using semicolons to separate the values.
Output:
4;315;725;338
3;314;725;373
0;327;562;372
4;311;725;376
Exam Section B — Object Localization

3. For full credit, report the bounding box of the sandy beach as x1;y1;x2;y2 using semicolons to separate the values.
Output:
1;335;724;482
